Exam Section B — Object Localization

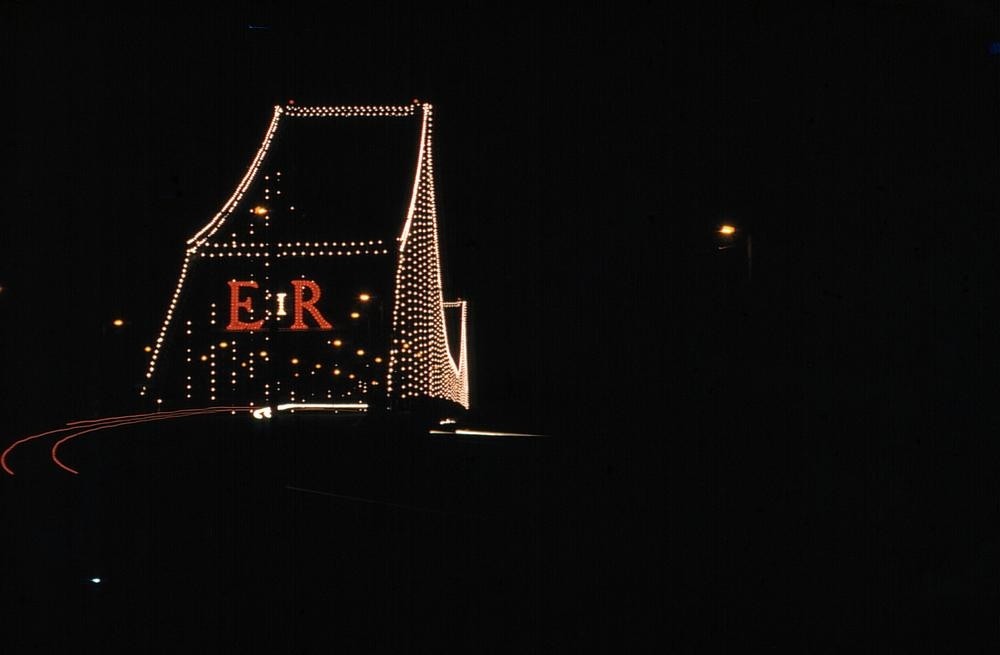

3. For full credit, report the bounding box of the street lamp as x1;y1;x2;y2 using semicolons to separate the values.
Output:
717;224;752;282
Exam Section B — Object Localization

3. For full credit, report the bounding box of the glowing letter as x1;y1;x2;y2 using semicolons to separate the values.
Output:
275;292;288;316
227;281;264;331
291;280;332;330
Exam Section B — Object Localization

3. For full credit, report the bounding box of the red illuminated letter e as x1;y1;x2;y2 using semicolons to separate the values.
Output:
226;280;264;331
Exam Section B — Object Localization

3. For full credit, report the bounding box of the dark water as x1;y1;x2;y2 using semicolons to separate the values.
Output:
2;414;558;652
2;406;995;651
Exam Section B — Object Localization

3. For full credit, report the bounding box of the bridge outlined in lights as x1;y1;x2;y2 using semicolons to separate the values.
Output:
0;103;555;478
141;102;470;414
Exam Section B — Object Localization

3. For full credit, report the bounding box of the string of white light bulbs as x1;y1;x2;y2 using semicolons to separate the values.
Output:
143;101;469;410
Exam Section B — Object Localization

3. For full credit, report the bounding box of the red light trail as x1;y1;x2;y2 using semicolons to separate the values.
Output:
2;406;250;476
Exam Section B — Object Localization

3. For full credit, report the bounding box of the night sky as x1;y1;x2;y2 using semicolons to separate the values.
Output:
2;3;998;648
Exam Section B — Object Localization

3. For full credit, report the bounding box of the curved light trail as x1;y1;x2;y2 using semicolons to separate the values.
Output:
50;407;250;475
2;406;250;476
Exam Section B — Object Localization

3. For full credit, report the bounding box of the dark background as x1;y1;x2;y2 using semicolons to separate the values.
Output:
2;2;998;649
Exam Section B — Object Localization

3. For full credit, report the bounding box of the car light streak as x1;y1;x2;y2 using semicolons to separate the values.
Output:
2;406;248;475
427;429;545;437
50;407;250;475
275;403;369;412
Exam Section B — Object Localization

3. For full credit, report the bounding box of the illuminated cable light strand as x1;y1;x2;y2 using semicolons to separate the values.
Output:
188;107;284;247
283;104;418;118
142;253;193;391
388;105;432;398
146;107;283;394
442;300;470;408
387;103;468;408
